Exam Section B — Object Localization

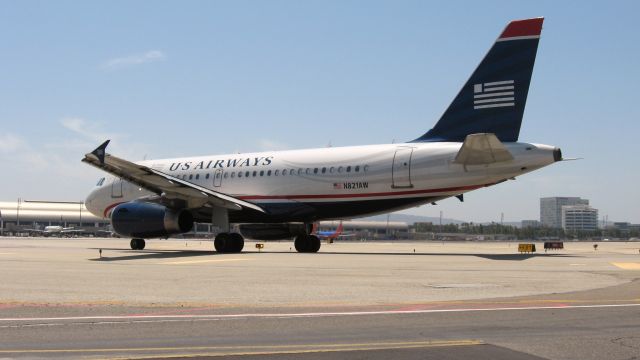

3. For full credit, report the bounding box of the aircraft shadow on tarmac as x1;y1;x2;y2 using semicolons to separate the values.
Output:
88;249;216;262
88;249;579;262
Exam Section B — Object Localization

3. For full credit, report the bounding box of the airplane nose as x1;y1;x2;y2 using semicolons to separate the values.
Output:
84;188;101;217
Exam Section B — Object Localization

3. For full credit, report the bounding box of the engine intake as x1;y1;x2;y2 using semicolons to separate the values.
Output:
111;202;193;238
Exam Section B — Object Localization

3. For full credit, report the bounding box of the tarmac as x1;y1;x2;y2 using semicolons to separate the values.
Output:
0;237;639;359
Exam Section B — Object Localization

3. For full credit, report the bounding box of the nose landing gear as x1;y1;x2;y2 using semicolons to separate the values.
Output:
130;238;146;250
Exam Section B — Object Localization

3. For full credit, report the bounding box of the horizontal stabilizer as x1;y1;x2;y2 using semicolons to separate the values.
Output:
453;133;514;165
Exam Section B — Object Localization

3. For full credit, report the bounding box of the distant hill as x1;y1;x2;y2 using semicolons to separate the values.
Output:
358;212;464;225
358;212;523;227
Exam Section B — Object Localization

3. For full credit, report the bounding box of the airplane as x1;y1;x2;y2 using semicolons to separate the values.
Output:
27;225;83;237
83;17;562;253
312;221;353;241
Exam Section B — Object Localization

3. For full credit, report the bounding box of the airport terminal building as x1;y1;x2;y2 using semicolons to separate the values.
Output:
1;200;410;239
0;200;110;235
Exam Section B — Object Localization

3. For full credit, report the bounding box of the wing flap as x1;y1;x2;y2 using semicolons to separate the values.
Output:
453;133;514;165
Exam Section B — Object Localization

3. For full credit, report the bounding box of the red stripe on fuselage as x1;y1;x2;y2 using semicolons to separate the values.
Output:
103;202;125;218
237;183;490;201
100;183;494;215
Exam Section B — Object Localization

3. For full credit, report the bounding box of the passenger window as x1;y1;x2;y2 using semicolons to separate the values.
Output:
267;170;272;176
215;173;220;179
364;165;370;172
322;167;326;174
346;166;351;173
224;173;229;179
245;171;250;177
196;174;200;179
260;170;264;176
275;170;280;176
313;168;318;174
305;168;311;174
189;174;193;180
338;166;344;173
253;171;257;177
290;169;295;176
238;172;243;178
206;173;210;179
231;172;236;178
330;167;335;173
355;166;360;172
297;169;302;175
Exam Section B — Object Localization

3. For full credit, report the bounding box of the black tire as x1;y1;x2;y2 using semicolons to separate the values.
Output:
294;235;308;253
308;235;321;253
229;233;244;253
214;233;231;253
130;238;145;250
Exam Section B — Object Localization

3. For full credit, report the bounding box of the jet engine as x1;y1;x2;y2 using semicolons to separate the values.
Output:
238;223;308;240
111;202;193;238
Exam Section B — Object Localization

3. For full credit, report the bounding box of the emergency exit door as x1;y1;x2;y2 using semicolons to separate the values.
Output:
392;147;413;188
111;178;123;198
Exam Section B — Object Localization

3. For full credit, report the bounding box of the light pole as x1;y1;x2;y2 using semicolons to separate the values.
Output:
16;198;21;227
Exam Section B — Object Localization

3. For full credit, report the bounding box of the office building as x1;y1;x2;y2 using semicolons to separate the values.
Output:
540;197;589;228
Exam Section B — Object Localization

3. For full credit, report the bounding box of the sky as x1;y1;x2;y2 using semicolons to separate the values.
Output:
0;0;638;223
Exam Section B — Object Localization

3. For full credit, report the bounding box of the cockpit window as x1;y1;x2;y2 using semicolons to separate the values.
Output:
96;177;106;186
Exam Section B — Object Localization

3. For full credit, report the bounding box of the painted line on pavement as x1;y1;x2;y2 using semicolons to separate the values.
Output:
0;339;483;355
161;258;250;265
611;262;640;270
0;302;639;323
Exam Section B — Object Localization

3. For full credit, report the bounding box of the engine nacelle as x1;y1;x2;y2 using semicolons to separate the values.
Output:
238;223;307;240
111;202;193;238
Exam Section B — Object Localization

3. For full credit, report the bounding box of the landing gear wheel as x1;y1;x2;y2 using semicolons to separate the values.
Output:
229;233;244;253
294;235;321;253
130;238;146;250
214;233;231;253
308;235;320;253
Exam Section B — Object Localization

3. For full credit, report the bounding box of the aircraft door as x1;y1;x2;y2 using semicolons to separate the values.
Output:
213;169;223;187
392;147;414;189
111;178;123;198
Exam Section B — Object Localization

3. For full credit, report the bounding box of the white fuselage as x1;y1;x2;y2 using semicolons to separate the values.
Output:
85;141;557;223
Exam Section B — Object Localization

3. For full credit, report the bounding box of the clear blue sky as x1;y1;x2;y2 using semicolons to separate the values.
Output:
1;0;638;223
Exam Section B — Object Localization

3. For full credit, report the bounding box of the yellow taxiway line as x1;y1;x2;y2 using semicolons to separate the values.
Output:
0;339;483;357
611;262;640;270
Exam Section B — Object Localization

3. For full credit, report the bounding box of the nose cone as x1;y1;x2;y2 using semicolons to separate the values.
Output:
85;187;103;218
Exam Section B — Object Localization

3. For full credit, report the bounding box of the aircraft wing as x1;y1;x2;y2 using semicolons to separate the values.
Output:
453;133;514;165
82;140;265;213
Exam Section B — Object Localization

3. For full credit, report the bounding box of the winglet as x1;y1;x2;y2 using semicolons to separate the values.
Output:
91;140;110;164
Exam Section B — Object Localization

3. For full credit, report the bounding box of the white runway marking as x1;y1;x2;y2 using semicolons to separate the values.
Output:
1;303;639;323
161;258;250;265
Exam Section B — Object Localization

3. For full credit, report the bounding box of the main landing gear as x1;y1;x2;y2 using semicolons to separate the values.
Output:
130;238;146;250
214;232;245;253
294;234;321;253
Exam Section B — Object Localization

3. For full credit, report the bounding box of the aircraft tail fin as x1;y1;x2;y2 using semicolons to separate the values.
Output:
412;18;544;143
